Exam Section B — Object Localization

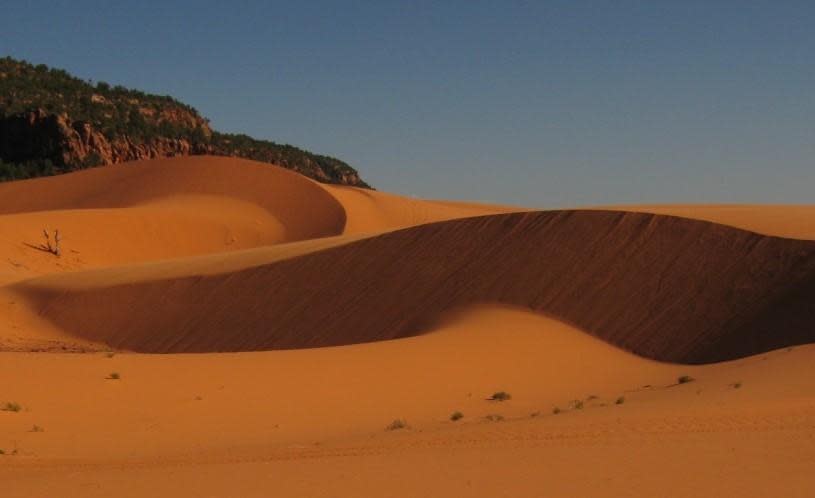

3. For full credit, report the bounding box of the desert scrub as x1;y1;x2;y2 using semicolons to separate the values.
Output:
615;396;625;405
677;375;695;384
2;402;21;412
107;372;121;380
552;406;562;415
450;411;464;421
30;425;43;432
385;419;408;431
570;400;584;410
488;391;511;401
484;414;504;422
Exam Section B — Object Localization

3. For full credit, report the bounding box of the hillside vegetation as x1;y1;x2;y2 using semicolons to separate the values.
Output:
0;56;368;187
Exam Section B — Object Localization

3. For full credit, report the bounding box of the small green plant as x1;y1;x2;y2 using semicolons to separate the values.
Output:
385;419;408;431
615;396;625;405
450;411;464;421
485;414;504;422
570;400;584;410
552;406;561;415
677;375;695;384
488;391;511;401
2;402;21;412
107;372;120;380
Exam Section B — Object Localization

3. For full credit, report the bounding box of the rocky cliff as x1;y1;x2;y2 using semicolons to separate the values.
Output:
0;108;206;166
0;57;369;187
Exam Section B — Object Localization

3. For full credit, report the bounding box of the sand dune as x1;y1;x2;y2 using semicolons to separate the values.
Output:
0;157;518;285
13;209;815;362
0;155;346;239
0;156;518;350
1;157;814;497
0;156;349;287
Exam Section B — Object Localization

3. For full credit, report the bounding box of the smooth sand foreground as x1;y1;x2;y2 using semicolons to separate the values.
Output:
1;307;813;497
1;156;814;497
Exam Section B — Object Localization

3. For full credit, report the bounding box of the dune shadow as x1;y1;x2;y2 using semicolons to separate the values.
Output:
13;210;815;364
23;242;54;254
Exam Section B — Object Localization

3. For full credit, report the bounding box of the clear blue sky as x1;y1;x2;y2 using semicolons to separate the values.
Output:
2;1;813;206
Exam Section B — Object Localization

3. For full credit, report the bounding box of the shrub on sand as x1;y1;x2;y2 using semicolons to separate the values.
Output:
2;402;21;412
677;375;695;384
488;391;511;401
385;419;408;431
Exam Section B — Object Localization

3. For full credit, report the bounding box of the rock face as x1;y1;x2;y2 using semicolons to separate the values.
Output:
0;109;204;167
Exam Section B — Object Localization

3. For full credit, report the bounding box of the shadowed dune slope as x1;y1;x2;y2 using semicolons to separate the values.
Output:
15;210;815;363
0;155;346;242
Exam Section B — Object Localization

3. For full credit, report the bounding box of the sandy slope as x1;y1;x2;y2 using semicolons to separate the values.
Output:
605;204;815;240
0;157;515;287
0;195;289;284
0;156;345;283
0;157;516;351
1;307;813;497
0;307;677;459
0;157;343;234
1;157;814;497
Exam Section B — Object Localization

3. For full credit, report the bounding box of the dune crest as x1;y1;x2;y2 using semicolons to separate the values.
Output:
0;155;346;238
324;184;521;234
601;204;815;240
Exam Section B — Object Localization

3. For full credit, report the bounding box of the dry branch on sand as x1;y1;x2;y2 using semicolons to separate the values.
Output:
42;228;62;256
